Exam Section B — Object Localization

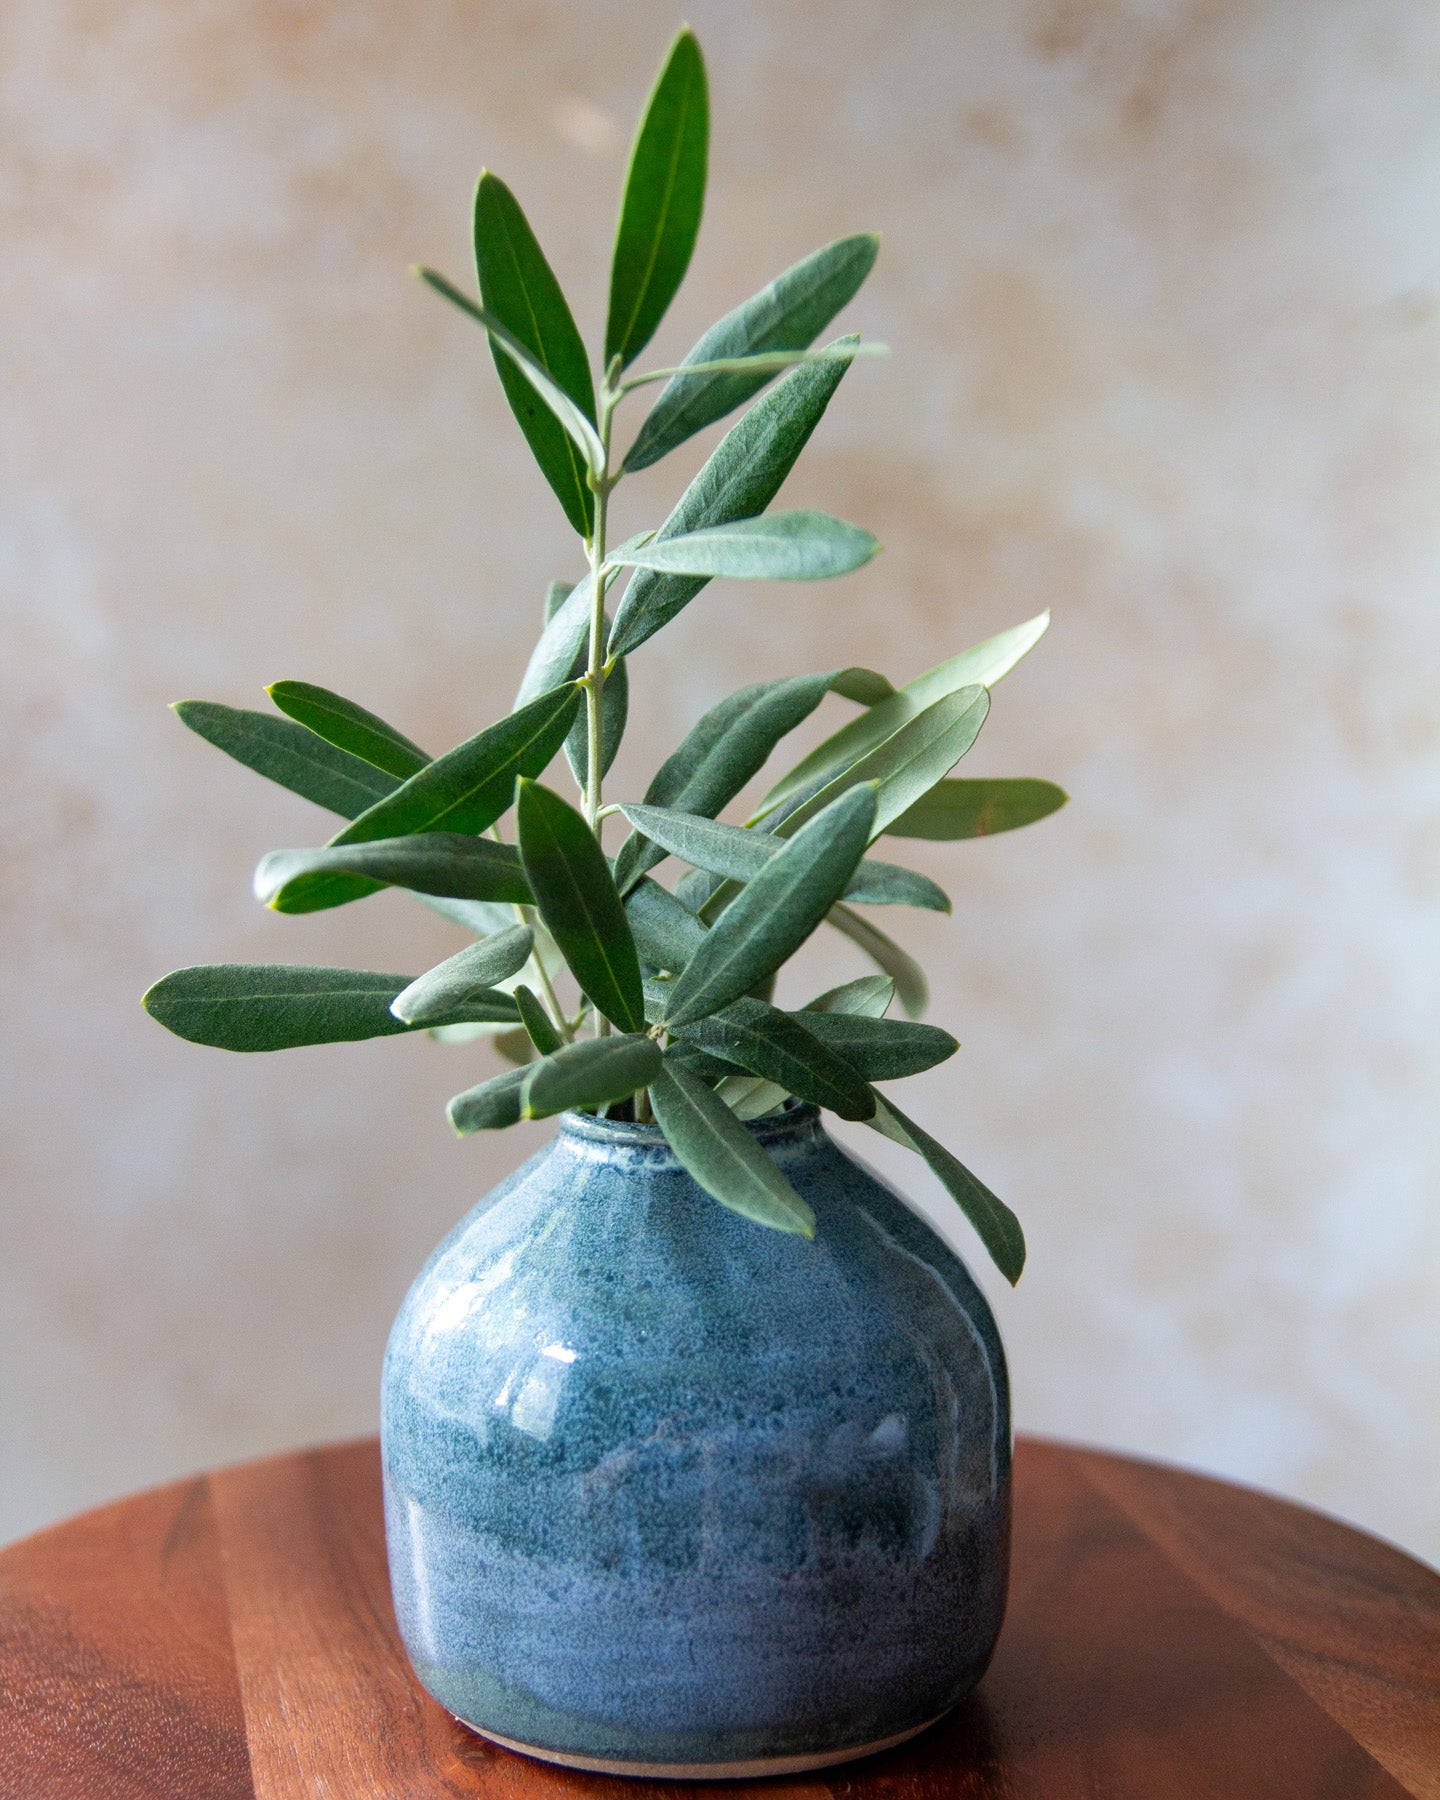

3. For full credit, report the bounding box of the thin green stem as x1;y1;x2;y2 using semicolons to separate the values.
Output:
584;406;617;831
585;387;620;1039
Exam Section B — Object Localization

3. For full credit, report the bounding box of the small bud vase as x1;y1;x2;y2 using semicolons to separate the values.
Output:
381;1102;1009;1777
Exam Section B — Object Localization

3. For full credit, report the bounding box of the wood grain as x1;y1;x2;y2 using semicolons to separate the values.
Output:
0;1472;251;1800
1078;1445;1440;1799
1;1437;1435;1799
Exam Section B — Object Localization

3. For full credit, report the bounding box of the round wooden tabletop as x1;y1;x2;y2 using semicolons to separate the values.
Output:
0;1437;1435;1800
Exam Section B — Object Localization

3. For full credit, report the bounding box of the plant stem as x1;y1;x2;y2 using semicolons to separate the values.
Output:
584;416;614;833
585;387;618;1038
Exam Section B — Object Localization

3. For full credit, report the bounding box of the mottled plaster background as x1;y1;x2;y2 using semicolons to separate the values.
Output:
3;0;1438;1563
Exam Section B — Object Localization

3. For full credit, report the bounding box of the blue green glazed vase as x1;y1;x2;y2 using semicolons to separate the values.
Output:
380;1102;1010;1777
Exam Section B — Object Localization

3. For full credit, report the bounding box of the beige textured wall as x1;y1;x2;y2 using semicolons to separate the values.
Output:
4;0;1438;1564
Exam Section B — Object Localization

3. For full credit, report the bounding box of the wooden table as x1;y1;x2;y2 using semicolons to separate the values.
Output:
1;1437;1435;1799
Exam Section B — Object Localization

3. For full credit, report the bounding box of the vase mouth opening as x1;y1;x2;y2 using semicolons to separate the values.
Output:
558;1097;821;1152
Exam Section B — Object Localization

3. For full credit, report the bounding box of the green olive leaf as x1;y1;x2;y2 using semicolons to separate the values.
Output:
756;612;1048;820
826;904;928;1019
390;926;535;1027
255;835;531;915
520;1034;663;1120
648;1060;814;1237
866;1095;1025;1285
612;669;879;894
265;682;429;780
609;340;859;657
624;235;877;472
791;1011;957;1080
513;983;564;1057
143;964;515;1053
605;27;708;370
661;785;876;1026
618;510;878;581
265;683;580;915
886;777;1069;841
516;779;645;1033
172;702;398;819
670;997;875;1120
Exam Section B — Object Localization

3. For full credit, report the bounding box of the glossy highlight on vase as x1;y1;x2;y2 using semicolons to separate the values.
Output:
381;1104;1011;1774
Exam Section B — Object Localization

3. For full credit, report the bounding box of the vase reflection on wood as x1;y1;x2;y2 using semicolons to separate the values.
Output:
381;1103;1010;1778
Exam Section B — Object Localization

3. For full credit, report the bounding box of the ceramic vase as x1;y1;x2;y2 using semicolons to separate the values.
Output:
381;1102;1010;1777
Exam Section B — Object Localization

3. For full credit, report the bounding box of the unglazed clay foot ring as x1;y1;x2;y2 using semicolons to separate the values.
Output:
462;1712;946;1780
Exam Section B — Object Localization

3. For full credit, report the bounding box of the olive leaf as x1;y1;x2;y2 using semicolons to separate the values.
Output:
265;682;429;780
390;926;535;1027
618;510;878;581
264;683;581;914
173;702;398;819
648;1060;814;1237
792;1011;957;1080
516;779;645;1034
521;1035;662;1119
143;964;517;1053
802;974;894;1017
609;339;860;657
756;613;1048;820
617;804;947;912
886;777;1068;840
827;904;929;1019
669;998;874;1120
472;169;598;531
255;835;531;915
866;1096;1025;1285
448;1065;531;1134
513;983;564;1056
623;876;708;973
660;785;876;1026
773;685;990;843
418;265;602;513
624;234;878;472
611;669;886;894
606;27;708;370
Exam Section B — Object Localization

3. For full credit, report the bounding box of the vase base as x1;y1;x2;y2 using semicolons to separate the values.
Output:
459;1713;946;1779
